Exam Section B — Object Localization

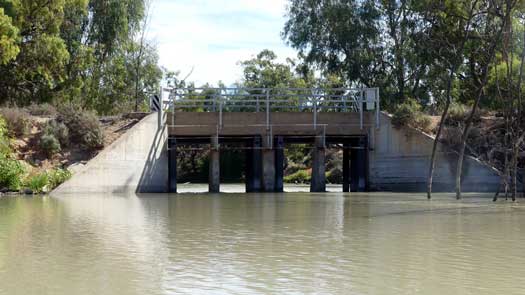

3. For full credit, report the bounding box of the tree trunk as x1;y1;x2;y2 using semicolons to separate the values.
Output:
427;73;454;199
456;2;512;199
456;58;498;199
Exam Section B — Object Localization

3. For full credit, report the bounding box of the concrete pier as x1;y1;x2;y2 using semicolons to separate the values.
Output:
343;143;351;193
209;136;220;193
245;136;262;192
261;135;275;192
310;135;326;192
351;138;367;192
274;136;285;192
168;138;177;193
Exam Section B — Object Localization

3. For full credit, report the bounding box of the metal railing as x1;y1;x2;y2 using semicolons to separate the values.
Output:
159;87;380;130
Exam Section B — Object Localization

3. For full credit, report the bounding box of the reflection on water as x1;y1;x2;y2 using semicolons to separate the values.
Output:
0;192;524;295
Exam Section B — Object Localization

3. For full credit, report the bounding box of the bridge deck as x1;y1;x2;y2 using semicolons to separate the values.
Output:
168;112;374;137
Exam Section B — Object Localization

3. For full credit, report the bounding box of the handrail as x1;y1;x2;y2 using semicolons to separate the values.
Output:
161;87;381;131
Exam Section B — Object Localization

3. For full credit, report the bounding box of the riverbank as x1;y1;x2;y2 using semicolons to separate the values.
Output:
0;104;147;195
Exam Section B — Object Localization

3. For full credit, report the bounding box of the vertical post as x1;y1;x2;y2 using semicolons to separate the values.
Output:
359;89;364;130
351;137;367;192
310;133;326;192
245;136;262;192
219;97;223;129
158;86;163;129
376;87;380;129
313;94;318;130
261;134;275;192
343;142;351;193
266;89;270;131
209;136;220;193
274;136;285;193
168;138;177;193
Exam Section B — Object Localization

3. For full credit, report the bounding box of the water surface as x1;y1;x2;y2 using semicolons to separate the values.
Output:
0;191;524;295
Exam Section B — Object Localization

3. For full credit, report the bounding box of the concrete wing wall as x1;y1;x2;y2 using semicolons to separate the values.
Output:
53;113;168;195
369;113;501;192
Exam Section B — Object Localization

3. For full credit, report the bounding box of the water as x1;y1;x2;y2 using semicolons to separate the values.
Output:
0;190;524;295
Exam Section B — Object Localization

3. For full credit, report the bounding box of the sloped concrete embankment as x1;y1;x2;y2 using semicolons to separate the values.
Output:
369;113;504;192
53;113;168;194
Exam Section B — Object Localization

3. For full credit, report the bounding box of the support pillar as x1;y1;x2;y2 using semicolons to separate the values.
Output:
261;135;275;192
343;143;351;193
168;138;177;193
310;135;326;192
245;136;262;192
351;138;367;192
209;136;220;193
274;136;285;192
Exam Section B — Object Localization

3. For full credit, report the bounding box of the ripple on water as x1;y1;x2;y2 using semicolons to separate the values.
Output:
0;193;524;294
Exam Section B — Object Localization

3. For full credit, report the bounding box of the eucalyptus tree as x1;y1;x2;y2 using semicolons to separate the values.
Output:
0;0;70;105
282;0;384;91
455;0;519;199
423;0;480;199
0;7;19;65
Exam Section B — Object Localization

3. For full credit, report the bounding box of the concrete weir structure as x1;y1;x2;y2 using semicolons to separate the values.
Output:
54;87;505;194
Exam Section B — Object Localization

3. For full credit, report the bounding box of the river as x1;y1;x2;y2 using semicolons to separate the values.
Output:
0;188;524;295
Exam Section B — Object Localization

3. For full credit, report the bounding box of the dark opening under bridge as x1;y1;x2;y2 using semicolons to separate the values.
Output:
164;87;381;193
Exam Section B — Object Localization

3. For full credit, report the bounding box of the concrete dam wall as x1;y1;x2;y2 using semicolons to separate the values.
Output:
53;113;168;194
54;112;504;194
369;113;501;192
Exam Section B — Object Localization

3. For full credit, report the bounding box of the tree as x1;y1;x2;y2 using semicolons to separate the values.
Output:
283;0;384;89
424;0;479;199
0;0;70;105
455;0;518;199
0;7;19;65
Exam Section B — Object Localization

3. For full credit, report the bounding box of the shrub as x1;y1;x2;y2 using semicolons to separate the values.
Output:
326;167;343;184
58;105;104;150
0;157;25;191
418;115;433;133
24;172;49;194
27;103;57;117
44;120;69;147
48;168;71;190
0;107;30;137
392;98;421;128
284;169;310;184
447;103;469;123
0;116;10;157
392;99;433;132
40;134;61;157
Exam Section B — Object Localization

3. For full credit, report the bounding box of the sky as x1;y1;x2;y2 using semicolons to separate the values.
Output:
148;0;297;86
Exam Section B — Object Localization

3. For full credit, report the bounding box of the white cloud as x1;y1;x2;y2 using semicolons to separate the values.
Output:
148;0;296;86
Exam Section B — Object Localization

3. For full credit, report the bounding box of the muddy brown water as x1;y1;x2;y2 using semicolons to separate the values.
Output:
0;187;524;294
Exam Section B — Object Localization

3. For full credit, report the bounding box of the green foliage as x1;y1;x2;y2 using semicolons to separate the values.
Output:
447;103;470;123
23;172;49;194
392;98;433;132
284;169;310;184
58;105;103;150
326;167;342;184
0;115;9;156
392;99;421;126
39;133;61;157
47;168;71;190
0;107;30;137
0;7;19;65
0;0;161;114
284;0;382;88
0;156;24;191
43;119;69;147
